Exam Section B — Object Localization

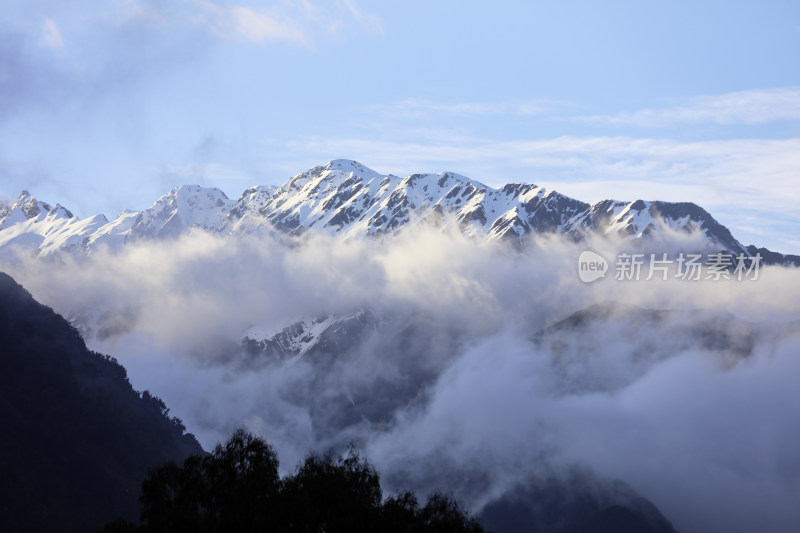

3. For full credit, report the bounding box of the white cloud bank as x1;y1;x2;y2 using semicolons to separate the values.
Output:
2;228;800;532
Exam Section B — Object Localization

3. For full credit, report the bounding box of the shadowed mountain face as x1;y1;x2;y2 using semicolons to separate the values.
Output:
529;302;768;395
238;301;767;442
240;308;467;442
479;468;677;533
0;272;202;533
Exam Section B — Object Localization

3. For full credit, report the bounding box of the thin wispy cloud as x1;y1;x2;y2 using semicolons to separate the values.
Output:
187;0;384;48
114;0;169;26
191;1;311;47
371;98;569;119
342;0;384;35
41;18;65;49
578;87;800;126
159;162;256;184
366;88;800;127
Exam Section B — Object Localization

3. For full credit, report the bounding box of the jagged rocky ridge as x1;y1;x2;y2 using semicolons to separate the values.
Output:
1;159;795;263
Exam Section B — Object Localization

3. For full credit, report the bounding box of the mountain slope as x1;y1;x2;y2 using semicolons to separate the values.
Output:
479;469;677;533
0;272;203;533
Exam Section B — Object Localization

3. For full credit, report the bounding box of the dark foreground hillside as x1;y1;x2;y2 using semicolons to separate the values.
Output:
0;272;202;533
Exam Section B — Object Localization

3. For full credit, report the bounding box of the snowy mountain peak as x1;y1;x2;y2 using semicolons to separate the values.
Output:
15;190;52;218
323;159;382;176
285;160;387;193
567;198;743;252
167;184;230;203
130;185;234;239
0;190;74;231
46;204;75;220
230;185;277;215
225;185;279;234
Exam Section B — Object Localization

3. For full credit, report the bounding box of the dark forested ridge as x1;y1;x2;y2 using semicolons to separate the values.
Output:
0;272;202;533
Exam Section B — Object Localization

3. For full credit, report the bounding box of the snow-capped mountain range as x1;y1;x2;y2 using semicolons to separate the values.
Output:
0;159;795;262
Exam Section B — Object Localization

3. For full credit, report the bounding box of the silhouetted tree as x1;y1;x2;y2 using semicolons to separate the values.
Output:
381;491;422;533
420;492;486;533
124;429;486;533
280;447;382;532
139;428;279;533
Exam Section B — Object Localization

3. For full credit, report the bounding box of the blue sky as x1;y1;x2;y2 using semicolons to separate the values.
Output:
2;0;799;252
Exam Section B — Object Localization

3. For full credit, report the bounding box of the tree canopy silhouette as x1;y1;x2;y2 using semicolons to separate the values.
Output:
102;428;485;533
